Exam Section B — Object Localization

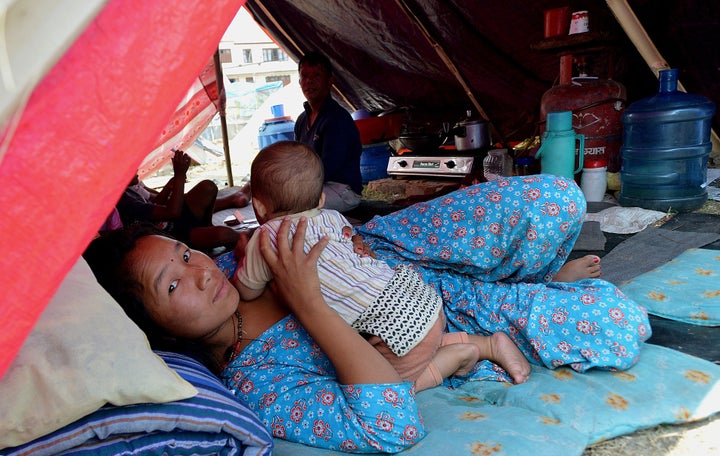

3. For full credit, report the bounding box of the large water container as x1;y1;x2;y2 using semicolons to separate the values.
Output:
258;117;295;149
618;69;716;212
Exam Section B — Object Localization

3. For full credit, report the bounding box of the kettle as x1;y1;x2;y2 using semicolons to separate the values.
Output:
535;111;584;178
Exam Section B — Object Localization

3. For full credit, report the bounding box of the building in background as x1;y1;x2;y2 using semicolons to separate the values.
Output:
199;7;303;175
219;7;296;86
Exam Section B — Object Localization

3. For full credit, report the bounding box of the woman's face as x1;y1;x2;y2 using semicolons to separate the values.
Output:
128;235;239;340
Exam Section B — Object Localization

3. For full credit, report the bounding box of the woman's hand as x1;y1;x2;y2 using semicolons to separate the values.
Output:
259;217;328;313
351;232;376;258
260;217;402;385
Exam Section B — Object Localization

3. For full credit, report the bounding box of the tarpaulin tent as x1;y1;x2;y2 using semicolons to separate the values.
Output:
1;0;719;379
0;0;247;379
244;0;719;147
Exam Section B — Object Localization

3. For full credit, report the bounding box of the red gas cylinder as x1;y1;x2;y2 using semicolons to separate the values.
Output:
540;77;626;172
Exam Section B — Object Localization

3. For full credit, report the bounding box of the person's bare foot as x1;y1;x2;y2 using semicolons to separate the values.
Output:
469;333;531;384
231;191;250;208
552;255;601;282
229;183;251;208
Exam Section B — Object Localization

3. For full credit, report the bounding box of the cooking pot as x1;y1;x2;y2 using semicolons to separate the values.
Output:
389;132;444;154
453;117;490;151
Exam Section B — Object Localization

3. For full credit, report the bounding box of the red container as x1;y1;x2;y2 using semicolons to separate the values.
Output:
540;77;626;172
543;7;571;38
354;113;403;145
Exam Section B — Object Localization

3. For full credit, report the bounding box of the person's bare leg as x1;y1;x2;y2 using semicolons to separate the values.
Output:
433;343;481;377
414;343;480;391
553;255;601;282
467;333;531;384
189;226;239;251
185;180;219;223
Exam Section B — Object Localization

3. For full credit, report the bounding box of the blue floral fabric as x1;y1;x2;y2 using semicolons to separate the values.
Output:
620;247;720;326
358;175;652;383
273;344;720;456
220;315;424;453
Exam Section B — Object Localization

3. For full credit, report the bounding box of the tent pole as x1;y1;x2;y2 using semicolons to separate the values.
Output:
393;0;505;146
213;49;234;187
605;0;719;154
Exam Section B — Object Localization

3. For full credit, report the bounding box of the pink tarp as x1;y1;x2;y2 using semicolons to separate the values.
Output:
0;0;246;379
138;56;222;179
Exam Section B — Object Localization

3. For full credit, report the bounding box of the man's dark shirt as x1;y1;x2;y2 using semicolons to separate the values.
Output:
294;97;363;194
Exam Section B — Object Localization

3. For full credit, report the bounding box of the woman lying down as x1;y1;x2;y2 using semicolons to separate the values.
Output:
84;174;650;453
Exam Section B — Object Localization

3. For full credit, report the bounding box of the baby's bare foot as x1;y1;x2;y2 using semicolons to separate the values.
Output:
469;333;531;384
553;255;601;282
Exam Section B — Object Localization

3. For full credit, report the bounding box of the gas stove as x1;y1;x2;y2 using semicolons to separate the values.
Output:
387;150;487;178
387;155;478;178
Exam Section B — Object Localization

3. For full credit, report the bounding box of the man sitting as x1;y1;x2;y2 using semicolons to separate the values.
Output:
116;149;248;252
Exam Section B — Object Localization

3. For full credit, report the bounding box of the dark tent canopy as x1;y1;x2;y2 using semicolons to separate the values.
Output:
245;0;719;149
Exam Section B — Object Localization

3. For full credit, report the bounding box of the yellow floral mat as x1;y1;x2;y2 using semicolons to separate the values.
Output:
620;248;720;326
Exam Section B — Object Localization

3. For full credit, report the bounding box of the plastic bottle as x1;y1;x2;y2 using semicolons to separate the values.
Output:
619;68;716;212
483;149;512;181
580;159;607;202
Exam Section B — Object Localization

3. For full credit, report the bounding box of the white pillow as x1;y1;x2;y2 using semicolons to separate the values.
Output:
0;256;198;449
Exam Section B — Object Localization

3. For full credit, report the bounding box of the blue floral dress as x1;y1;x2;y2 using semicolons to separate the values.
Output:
220;315;424;453
357;175;651;384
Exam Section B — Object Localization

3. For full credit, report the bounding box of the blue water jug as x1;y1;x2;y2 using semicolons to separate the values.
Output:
619;68;716;212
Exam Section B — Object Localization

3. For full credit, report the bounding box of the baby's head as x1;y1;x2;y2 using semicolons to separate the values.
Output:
250;140;324;223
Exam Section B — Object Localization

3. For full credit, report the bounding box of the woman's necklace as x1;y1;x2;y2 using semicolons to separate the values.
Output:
224;310;243;365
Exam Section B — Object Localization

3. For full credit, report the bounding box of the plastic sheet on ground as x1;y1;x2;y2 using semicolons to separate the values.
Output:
585;206;668;234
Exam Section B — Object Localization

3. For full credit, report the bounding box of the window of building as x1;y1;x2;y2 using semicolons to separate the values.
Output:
262;48;288;62
266;75;291;86
245;77;254;83
243;49;252;64
219;48;232;64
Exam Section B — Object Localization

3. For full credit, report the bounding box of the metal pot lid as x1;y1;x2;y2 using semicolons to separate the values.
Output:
455;110;487;127
457;118;487;127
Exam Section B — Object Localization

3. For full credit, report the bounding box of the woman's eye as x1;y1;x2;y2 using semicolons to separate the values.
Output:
169;279;179;293
183;250;191;262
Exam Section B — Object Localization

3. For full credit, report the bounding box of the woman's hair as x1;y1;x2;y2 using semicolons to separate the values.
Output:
83;223;217;369
251;140;324;214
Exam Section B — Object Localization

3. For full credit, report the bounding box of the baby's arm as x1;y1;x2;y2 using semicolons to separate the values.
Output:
231;274;265;301
233;227;273;301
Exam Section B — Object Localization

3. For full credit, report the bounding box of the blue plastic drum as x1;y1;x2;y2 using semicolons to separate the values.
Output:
258;118;295;149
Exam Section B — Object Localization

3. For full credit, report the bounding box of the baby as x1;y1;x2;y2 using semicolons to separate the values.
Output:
233;140;529;390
